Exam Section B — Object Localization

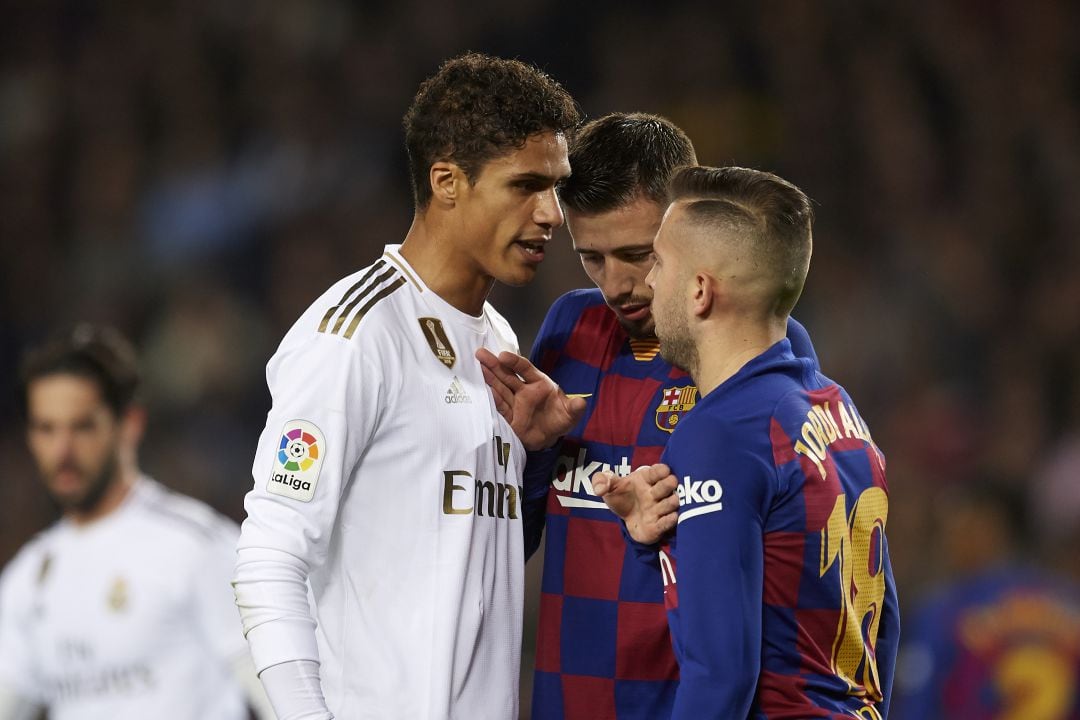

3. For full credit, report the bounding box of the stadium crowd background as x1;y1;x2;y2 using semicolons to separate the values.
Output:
2;0;1078;712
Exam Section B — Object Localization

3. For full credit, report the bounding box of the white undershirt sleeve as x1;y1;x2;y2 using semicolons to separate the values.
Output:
258;660;333;720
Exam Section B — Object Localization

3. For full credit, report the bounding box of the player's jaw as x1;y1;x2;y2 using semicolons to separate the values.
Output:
605;292;656;340
484;233;549;287
42;453;119;515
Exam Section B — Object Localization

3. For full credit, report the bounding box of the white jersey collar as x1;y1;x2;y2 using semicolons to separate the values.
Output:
382;244;490;333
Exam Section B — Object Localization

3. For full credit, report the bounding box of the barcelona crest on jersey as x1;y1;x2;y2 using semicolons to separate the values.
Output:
655;385;698;433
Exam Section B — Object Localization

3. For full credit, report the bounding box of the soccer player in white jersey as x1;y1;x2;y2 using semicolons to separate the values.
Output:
232;53;581;720
0;325;274;720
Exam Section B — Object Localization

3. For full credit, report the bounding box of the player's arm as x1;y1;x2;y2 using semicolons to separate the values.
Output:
664;431;774;720
191;520;276;719
0;555;47;719
522;446;559;561
785;316;820;369
872;547;901;717
233;332;382;719
519;303;575;560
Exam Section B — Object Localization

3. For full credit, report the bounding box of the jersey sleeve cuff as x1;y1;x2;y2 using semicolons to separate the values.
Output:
245;618;322;675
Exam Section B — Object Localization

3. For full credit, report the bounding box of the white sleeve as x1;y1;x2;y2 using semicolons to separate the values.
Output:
234;332;383;675
258;660;333;720
0;555;45;709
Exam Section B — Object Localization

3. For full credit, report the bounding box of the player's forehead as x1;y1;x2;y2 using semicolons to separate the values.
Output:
26;373;109;420
477;130;570;183
568;197;666;253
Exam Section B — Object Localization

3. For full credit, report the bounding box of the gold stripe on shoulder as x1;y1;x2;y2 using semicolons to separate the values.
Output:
384;252;423;291
343;277;408;339
331;266;399;335
318;260;386;333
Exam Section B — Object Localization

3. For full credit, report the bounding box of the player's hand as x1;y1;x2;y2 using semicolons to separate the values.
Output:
475;348;586;451
593;463;680;545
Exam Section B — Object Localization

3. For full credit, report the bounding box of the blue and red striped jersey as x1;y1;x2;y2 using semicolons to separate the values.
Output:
892;566;1080;720
657;339;899;719
524;289;819;720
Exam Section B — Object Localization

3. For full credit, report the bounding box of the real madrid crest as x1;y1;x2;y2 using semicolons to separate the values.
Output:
419;317;456;369
655;385;698;433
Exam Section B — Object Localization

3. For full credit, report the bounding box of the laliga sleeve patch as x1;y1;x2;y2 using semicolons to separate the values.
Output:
267;420;325;502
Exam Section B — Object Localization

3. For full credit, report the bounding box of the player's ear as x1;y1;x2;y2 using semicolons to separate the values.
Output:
691;272;713;318
429;161;463;207
120;405;146;445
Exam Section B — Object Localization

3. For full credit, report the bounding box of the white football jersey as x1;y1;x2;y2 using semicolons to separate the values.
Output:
0;477;249;720
235;244;527;719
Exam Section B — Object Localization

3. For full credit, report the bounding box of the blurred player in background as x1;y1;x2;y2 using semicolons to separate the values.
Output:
594;165;899;718
0;325;273;720
232;53;580;720
479;113;818;719
892;480;1080;719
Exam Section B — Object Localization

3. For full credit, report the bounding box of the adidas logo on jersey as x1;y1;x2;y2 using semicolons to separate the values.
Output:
445;376;471;404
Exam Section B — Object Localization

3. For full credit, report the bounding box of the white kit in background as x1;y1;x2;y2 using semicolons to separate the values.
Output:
0;477;253;720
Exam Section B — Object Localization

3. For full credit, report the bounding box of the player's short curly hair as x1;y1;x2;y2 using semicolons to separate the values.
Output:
18;324;140;420
403;52;580;209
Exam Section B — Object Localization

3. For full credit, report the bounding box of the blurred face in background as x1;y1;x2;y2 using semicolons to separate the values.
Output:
25;373;124;515
569;197;666;339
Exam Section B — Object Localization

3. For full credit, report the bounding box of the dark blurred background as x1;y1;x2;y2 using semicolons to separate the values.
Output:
2;0;1078;715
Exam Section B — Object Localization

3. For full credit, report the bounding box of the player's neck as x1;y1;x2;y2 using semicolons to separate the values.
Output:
67;468;137;526
694;317;785;396
400;217;493;317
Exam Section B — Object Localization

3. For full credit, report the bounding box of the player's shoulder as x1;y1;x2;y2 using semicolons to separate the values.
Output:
129;478;238;548
272;252;419;362
545;288;605;321
0;524;63;597
537;288;609;341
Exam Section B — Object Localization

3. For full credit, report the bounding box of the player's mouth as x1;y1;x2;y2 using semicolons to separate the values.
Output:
618;303;651;322
515;239;547;264
50;468;85;492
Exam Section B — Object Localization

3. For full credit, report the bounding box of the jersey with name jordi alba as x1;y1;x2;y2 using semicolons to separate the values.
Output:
659;340;899;720
235;244;527;719
0;477;248;720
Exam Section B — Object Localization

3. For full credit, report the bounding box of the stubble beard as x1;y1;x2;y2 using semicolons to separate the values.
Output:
656;308;699;380
46;453;119;517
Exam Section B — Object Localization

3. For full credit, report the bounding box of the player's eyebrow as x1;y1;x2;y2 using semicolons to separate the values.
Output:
510;171;569;185
575;242;654;255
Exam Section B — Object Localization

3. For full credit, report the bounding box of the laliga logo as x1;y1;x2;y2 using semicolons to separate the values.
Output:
273;428;319;491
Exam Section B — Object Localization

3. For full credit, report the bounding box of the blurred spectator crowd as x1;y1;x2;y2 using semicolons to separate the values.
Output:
1;0;1078;693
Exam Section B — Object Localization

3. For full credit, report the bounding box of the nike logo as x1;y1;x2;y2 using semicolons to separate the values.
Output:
566;393;593;399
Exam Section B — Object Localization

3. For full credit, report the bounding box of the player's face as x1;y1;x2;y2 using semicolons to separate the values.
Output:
568;197;665;339
25;374;123;514
454;131;571;287
646;205;697;372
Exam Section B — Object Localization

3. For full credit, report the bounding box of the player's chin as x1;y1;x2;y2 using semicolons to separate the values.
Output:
496;262;541;287
619;315;656;340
